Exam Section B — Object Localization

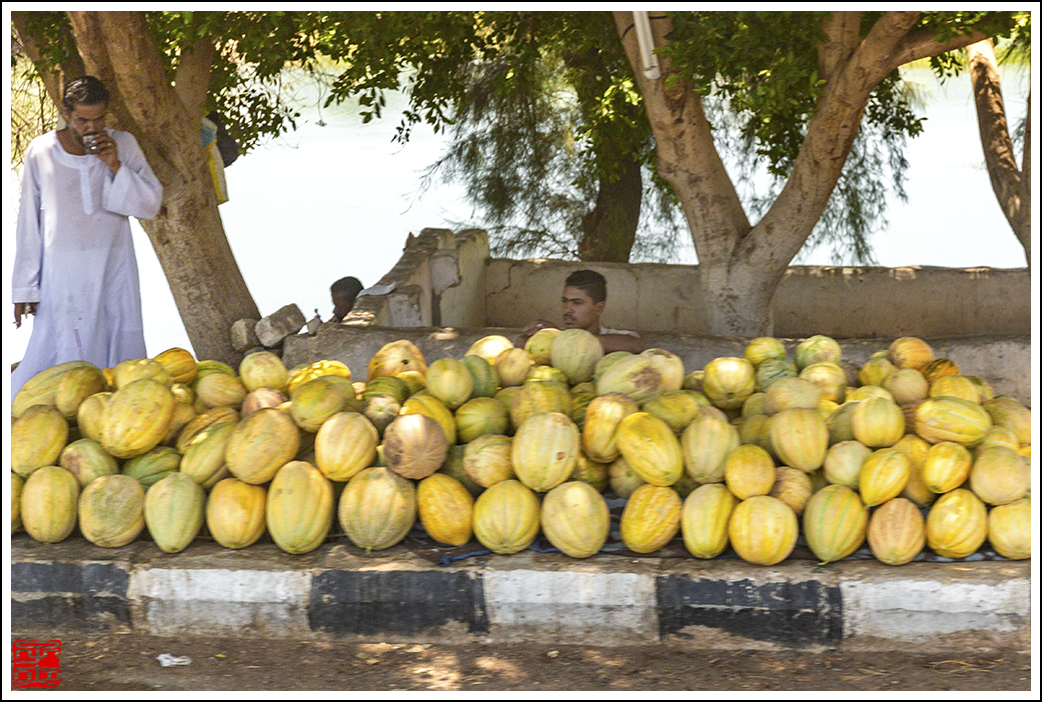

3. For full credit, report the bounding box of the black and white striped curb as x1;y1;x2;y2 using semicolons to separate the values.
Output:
11;537;1030;651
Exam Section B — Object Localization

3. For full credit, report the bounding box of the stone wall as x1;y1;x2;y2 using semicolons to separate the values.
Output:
484;258;1032;339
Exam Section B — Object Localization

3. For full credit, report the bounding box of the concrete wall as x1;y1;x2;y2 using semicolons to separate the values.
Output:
484;258;1032;339
343;229;489;330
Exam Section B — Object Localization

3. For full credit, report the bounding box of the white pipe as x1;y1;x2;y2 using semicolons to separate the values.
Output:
633;11;661;80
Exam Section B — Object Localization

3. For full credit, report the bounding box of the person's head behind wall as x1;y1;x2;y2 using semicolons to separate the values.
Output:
331;276;364;322
562;269;607;334
61;76;110;144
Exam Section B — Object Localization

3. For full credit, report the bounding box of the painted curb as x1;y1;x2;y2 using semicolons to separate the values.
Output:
10;537;1031;651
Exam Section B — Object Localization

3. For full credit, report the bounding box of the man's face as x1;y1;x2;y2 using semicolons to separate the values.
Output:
561;285;605;333
65;102;107;143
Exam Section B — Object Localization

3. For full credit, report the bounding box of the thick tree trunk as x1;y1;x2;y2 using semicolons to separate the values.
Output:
577;157;643;262
614;10;995;337
64;11;259;364
967;39;1031;264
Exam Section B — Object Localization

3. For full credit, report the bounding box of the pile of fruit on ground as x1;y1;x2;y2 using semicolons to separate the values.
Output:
10;330;1031;565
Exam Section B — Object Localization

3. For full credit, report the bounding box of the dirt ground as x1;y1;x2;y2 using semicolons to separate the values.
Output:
8;631;1034;692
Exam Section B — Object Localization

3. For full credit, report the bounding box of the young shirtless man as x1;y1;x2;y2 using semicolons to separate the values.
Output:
516;269;644;354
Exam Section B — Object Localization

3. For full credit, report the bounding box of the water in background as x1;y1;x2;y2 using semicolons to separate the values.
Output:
4;65;1032;363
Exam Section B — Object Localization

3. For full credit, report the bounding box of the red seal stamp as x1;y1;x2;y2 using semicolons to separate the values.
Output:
12;639;62;689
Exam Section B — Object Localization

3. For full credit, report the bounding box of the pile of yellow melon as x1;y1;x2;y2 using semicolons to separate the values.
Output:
10;332;1031;565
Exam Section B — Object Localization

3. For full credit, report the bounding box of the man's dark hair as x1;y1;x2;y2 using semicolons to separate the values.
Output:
62;76;111;112
331;276;364;297
565;269;607;304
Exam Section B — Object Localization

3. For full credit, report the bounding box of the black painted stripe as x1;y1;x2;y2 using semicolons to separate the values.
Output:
308;569;489;636
11;595;130;629
656;575;843;647
11;562;129;597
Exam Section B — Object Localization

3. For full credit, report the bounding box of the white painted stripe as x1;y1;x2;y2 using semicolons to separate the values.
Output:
841;578;1031;639
129;568;311;603
483;570;657;643
128;569;312;637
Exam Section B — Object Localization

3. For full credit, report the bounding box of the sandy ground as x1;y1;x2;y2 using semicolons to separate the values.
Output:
8;631;1033;693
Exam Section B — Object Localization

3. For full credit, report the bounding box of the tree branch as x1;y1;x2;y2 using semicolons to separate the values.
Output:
967;38;1029;259
175;33;217;119
64;11;137;134
12;11;86;111
890;25;992;69
818;11;861;85
612;10;751;263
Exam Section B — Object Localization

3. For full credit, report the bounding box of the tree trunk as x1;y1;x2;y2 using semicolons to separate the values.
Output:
577;156;643;262
613;11;995;337
64;11;259;363
967;38;1031;263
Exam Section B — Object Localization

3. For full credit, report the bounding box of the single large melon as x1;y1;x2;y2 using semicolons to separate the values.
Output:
914;397;992;446
101;378;175;459
55;365;108;419
701;357;756;410
416;473;474;547
540;481;610;558
987;498;1030;560
144;472;206;553
11;405;69;478
866;497;925;566
768;408;829;473
122;446;182;488
802;485;868;564
550;328;604;384
511;412;580;492
595;354;663;403
59;438;119;488
383;413;449;480
314;411;379;482
615;412;683;486
462;434;515;488
681;414;741;483
455;397;510;444
339;466;417;552
155;347;198;385
858;448;911;507
925;488;987;559
728;495;798;566
723;444;776;501
425;357;475;410
179;420;236;488
471;479;540;554
114;358;171;389
239;350;290;394
368;339;427;379
78;474;146;548
289;376;348;433
620;484;682;554
968;446;1029;505
267;461;334;555
225;407;302;484
20;466;80;544
206;478;267;549
681;483;737;559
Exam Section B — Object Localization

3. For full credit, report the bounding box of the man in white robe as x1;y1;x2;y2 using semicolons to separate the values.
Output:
11;76;163;398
